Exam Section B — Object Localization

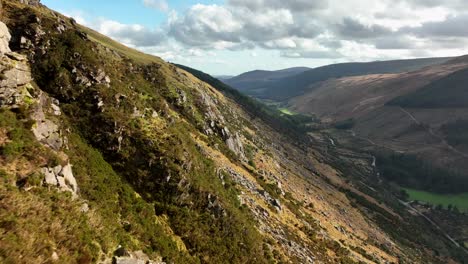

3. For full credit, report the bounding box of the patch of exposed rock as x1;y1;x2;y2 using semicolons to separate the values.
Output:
0;21;11;55
0;21;33;108
42;163;78;195
19;0;41;6
31;93;64;150
223;127;246;160
0;20;78;195
111;248;165;264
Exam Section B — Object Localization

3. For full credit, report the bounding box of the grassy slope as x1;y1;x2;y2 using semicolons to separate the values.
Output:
389;67;468;108
246;57;452;101
278;108;296;116
404;188;468;212
2;2;270;263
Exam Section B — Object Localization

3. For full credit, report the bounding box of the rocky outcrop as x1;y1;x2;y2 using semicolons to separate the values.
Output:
0;20;77;196
0;21;11;55
19;0;41;6
42;163;78;195
31;93;64;150
222;127;246;160
0;21;33;108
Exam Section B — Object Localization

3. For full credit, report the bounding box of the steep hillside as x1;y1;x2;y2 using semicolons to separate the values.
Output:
224;67;310;93
287;54;468;194
0;1;467;264
235;57;452;100
388;67;468;108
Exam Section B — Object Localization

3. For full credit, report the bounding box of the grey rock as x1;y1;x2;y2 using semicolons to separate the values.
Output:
0;22;11;55
42;167;58;186
52;165;62;175
0;49;32;108
19;36;33;49
225;132;246;160
19;0;41;6
56;24;66;34
59;163;78;192
51;252;59;261
113;250;165;264
51;101;61;116
32;119;63;150
80;203;89;213
41;163;78;195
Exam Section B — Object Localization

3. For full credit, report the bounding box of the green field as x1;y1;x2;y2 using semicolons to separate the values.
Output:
404;188;468;212
279;108;296;116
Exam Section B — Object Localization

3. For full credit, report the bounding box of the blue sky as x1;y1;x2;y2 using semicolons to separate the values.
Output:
42;0;222;28
40;0;468;76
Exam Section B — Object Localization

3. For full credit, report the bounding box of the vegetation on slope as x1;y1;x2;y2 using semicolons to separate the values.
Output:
233;57;452;101
2;2;271;263
375;151;468;194
388;67;468;108
441;119;468;151
174;63;318;144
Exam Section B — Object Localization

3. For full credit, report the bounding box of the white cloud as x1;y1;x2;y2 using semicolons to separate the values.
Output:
64;0;468;73
143;0;169;12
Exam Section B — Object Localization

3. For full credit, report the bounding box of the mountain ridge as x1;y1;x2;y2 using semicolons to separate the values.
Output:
0;1;467;263
226;57;453;100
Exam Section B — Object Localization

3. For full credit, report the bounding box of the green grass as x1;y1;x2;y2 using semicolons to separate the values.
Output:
278;107;296;116
77;25;163;65
404;188;468;212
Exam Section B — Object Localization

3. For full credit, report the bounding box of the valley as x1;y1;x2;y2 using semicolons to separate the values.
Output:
0;0;467;263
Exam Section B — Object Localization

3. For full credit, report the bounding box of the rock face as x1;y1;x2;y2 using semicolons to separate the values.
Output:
0;20;77;196
31;94;63;150
223;127;246;160
42;163;78;194
19;0;41;6
0;21;33;108
0;21;11;55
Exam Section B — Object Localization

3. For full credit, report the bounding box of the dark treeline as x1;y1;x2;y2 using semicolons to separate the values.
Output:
441;119;468;150
174;64;317;144
388;67;468;108
375;151;468;194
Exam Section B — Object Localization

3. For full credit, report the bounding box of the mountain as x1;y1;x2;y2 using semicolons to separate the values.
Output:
224;67;310;93
229;58;453;101
214;75;234;81
388;67;468;108
0;1;467;263
288;55;468;193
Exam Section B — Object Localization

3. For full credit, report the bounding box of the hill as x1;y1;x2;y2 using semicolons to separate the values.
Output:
388;67;468;108
232;57;453;101
224;67;310;93
287;55;468;194
0;1;466;263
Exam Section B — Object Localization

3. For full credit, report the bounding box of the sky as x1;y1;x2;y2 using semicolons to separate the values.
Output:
42;0;468;76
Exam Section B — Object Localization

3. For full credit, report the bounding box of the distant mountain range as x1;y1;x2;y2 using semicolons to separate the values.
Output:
223;67;310;94
285;55;468;193
225;57;453;100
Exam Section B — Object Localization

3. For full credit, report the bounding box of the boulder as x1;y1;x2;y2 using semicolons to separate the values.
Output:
0;22;11;55
59;163;78;192
32;119;63;150
41;163;78;194
42;167;58;186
